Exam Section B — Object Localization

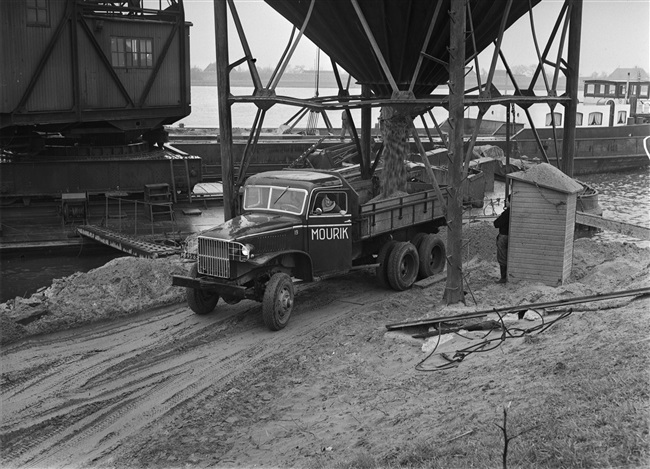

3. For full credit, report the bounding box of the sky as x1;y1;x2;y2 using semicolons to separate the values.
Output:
173;0;650;77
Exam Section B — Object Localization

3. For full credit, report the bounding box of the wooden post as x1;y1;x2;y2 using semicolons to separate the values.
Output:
443;0;466;305
214;0;236;220
561;0;582;177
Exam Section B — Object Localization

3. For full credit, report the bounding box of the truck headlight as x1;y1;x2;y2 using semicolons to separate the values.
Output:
241;243;254;258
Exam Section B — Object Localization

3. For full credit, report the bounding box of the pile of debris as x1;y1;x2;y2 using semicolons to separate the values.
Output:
1;256;191;345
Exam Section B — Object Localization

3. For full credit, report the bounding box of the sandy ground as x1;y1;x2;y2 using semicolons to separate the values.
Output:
1;222;649;468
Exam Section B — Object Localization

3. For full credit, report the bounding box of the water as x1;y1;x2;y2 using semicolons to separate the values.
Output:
0;247;126;303
579;168;650;247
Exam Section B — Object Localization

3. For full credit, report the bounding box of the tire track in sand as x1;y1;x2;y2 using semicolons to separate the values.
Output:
1;272;390;468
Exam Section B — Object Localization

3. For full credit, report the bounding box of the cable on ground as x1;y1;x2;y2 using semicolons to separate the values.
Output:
415;308;573;372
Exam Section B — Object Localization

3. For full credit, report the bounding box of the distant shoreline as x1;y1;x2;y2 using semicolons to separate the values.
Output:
190;68;580;91
191;70;346;89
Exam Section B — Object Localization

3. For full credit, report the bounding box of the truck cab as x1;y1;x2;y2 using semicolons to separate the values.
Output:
239;170;354;278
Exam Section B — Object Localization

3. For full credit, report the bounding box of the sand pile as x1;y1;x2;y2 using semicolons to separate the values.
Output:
1;256;191;345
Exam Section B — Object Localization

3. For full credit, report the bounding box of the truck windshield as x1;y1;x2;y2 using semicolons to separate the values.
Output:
243;185;307;215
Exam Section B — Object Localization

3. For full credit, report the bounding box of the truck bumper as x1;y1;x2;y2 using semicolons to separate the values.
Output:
172;275;252;300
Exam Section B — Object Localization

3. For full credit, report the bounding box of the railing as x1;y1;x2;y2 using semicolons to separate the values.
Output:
103;194;178;239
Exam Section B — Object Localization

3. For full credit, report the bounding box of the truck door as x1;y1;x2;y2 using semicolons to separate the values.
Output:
308;190;352;276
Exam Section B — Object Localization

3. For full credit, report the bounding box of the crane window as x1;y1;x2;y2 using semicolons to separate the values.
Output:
111;37;153;68
27;0;49;26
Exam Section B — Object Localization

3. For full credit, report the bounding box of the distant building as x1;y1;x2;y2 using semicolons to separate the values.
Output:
607;67;649;82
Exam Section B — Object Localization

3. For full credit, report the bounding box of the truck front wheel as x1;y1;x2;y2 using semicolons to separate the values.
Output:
387;242;419;291
186;264;219;315
417;234;446;278
263;272;294;331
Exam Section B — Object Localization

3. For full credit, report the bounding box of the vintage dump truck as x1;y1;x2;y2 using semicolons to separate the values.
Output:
172;166;447;330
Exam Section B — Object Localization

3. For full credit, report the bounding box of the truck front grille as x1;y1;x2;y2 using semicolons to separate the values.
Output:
198;238;231;278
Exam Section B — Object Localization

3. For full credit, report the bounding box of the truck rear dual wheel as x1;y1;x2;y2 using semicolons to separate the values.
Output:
387;242;419;291
375;240;398;289
263;272;294;331
186;264;220;315
417;234;446;279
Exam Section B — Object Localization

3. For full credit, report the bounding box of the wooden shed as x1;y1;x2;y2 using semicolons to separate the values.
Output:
506;163;583;286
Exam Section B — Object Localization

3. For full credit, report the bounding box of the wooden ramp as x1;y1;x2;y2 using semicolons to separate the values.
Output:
576;212;650;240
77;226;180;258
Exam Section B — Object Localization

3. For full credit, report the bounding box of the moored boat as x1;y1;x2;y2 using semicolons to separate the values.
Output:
512;68;650;175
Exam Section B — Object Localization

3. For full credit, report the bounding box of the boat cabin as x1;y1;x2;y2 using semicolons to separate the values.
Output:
583;79;650;102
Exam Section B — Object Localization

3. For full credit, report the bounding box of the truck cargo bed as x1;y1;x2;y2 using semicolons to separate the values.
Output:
358;189;445;239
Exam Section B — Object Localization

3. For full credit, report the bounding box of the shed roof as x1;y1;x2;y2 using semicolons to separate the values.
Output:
507;163;583;194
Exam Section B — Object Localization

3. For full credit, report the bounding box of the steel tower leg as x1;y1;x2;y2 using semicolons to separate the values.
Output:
443;0;466;305
214;0;236;220
361;84;372;178
561;0;582;177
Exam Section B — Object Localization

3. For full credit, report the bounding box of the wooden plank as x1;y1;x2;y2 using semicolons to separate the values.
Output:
514;219;566;229
515;207;570;218
509;244;566;256
509;253;565;267
510;267;562;278
510;226;568;239
360;190;443;238
360;190;438;214
511;262;562;274
511;230;566;241
576;212;650;240
513;208;569;220
510;266;560;278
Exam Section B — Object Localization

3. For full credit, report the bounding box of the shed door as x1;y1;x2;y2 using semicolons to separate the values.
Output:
308;191;352;276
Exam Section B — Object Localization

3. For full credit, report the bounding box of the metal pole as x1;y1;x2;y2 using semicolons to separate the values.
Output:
561;0;582;177
505;103;511;201
443;0;466;305
214;0;236;219
361;84;372;178
350;0;399;94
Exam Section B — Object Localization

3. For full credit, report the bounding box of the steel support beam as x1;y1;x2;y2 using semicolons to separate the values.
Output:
227;0;263;91
443;0;466;305
561;0;582;177
361;84;372;179
214;0;236;219
350;0;399;94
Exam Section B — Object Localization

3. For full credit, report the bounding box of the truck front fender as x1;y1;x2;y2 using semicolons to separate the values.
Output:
249;250;313;281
